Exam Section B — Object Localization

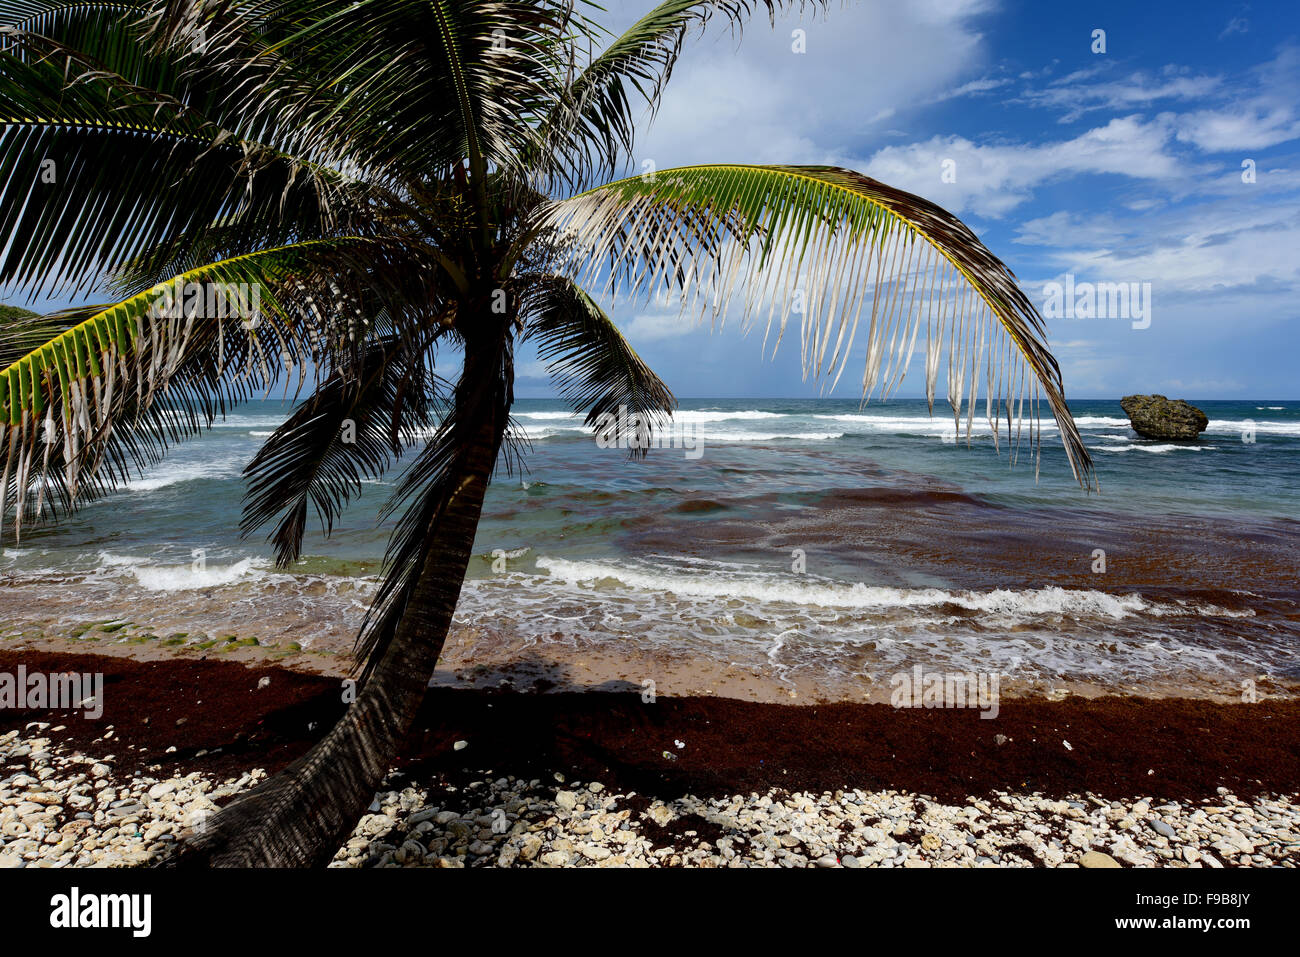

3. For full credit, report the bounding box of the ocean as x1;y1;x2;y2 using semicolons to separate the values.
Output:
2;397;1297;700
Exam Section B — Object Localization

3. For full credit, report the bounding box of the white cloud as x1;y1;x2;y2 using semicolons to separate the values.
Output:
1014;211;1125;248
1174;106;1300;152
922;75;1013;104
1218;17;1250;40
1017;66;1221;123
1067;217;1300;295
1024;198;1300;295
1013;45;1300;153
1170;46;1300;152
630;0;998;169
620;306;699;344
513;360;551;381
861;115;1184;216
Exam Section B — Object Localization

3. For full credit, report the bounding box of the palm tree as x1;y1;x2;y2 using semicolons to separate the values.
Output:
0;0;1094;867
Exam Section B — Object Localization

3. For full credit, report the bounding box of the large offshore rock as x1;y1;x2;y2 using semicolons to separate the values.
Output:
1119;394;1209;440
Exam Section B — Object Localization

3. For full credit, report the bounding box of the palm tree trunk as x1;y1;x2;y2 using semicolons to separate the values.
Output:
175;345;507;868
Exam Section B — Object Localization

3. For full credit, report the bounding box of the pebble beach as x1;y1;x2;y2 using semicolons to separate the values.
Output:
4;722;1297;869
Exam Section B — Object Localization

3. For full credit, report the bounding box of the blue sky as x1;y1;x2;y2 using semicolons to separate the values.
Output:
8;1;1298;400
518;0;1300;399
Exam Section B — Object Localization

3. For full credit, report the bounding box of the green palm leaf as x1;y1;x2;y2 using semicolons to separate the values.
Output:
143;0;579;186
241;327;445;567
0;39;363;293
543;163;1095;487
0;237;397;537
520;274;675;451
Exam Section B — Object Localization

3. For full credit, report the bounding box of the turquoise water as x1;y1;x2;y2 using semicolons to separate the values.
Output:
2;397;1297;694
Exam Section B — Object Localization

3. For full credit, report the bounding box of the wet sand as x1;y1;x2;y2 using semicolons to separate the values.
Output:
6;619;1297;705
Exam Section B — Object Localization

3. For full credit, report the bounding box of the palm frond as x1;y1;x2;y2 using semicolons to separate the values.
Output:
0;38;371;294
521;274;674;452
240;327;445;567
0;237;406;539
140;0;579;190
0;0;148;39
541;0;824;186
543;164;1094;487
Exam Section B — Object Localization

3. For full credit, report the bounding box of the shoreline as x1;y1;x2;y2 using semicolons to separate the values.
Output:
4;482;1297;707
4;623;1295;705
2;649;1298;868
4;464;1298;709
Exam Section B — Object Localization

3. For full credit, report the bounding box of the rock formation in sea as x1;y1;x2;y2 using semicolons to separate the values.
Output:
1119;394;1209;440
